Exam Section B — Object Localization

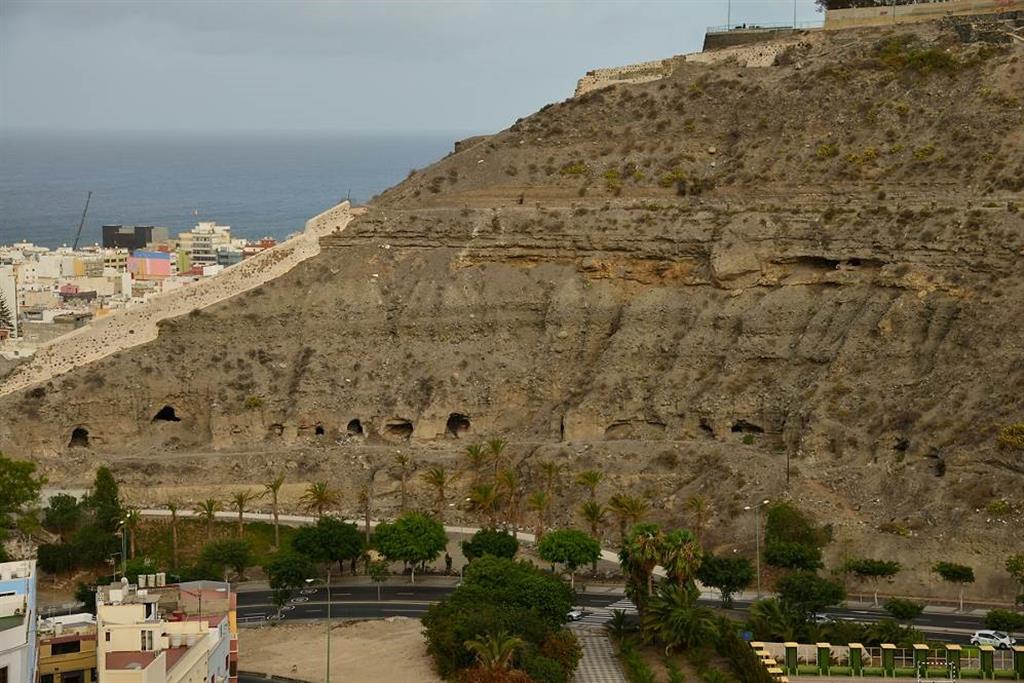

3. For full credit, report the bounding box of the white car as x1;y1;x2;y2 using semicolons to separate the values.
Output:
970;630;1016;649
811;613;836;625
566;608;585;622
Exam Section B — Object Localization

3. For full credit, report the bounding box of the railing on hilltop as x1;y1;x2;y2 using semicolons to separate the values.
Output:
706;20;825;33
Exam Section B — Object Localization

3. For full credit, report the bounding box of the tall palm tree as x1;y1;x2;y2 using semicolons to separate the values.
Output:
121;507;141;559
394;453;412;512
166;500;181;569
487;438;507;480
497;469;522;534
195;498;221;541
537;461;562;496
230;489;261;538
464;631;524;672
641;583;719;654
621;523;663;602
526;491;552;541
660;529;702;589
575;470;604;500
686;495;711;549
300;481;339;519
468;483;503;528
579;499;608;573
421;466;458;522
749;597;799;642
464;444;488;484
264;475;285;548
608;494;649;544
358;481;373;547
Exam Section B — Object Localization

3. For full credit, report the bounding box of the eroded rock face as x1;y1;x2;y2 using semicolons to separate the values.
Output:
1;23;1022;597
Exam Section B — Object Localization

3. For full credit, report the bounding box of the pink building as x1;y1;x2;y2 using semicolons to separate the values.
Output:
128;251;175;280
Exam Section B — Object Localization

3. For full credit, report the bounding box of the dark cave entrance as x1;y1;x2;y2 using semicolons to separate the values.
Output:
314;424;325;436
152;405;181;422
699;418;715;438
69;427;90;448
731;420;764;434
446;413;471;438
386;419;414;439
347;419;364;437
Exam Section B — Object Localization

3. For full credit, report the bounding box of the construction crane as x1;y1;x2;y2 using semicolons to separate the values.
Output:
72;191;93;250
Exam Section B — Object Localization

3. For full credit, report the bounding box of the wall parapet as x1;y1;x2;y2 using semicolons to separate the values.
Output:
824;0;1024;30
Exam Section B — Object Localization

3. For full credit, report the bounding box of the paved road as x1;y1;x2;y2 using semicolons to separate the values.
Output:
236;584;990;643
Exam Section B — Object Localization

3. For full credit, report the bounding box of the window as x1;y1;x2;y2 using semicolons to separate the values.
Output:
140;629;153;651
0;665;7;683
104;632;111;642
41;675;54;683
52;640;82;655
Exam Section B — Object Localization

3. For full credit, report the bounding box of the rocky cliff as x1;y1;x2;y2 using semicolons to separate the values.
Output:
1;22;1021;598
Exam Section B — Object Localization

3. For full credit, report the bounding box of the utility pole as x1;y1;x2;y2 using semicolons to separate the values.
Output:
744;499;770;598
727;0;732;28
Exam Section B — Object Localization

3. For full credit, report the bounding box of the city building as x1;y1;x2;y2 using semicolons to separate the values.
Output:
36;613;97;683
102;225;169;252
96;579;237;683
0;266;18;338
0;559;38;683
127;251;177;281
177;222;233;267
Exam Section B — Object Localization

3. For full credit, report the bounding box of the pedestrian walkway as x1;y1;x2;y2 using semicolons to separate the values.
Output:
576;598;638;627
571;627;626;683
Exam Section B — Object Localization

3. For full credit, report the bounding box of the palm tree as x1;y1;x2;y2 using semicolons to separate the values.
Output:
497;469;522;534
579;499;608;572
621;523;663;604
575;469;603;500
421;466;457;522
642;583;719;654
526;491;551;541
195;498;221;541
464;444;488;483
487;438;507;480
300;481;339;519
686;495;711;548
166;500;181;569
605;609;633;643
230;489;261;538
608;494;649;544
264;475;285;548
394;453;412;512
464;631;524;671
537;460;562;496
121;507;141;559
749;597;799;642
468;483;503;528
660;529;702;589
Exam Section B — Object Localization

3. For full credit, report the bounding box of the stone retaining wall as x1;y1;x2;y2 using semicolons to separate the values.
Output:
0;202;353;397
825;0;1024;29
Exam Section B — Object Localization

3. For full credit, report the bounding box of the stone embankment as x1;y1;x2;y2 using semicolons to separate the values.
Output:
0;201;355;397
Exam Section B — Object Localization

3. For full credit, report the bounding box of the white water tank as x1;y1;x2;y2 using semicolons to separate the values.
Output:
147;574;156;588
170;633;182;647
156;572;166;587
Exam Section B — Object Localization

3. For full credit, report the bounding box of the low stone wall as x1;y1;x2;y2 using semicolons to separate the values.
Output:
825;0;1024;29
0;202;353;397
574;58;677;96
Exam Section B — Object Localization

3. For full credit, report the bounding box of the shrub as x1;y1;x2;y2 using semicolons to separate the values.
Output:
884;598;924;622
560;162;589;176
997;423;1024;450
658;169;686;188
984;609;1024;633
986;499;1012;517
765;541;823;571
462;528;519;561
243;395;264;410
913;145;936;161
816;143;839;160
873;35;959;73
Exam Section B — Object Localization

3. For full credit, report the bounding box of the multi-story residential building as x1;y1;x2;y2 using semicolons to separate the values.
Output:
0;560;38;683
127;251;177;281
177;222;233;268
96;579;236;683
102;225;170;252
0;266;18;338
36;613;97;683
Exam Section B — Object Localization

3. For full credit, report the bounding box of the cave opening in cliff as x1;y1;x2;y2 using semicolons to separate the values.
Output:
69;427;90;448
699;418;715;438
152;405;181;422
315;424;325;436
347;419;364;437
446;413;471;438
731;420;764;434
386;419;414;439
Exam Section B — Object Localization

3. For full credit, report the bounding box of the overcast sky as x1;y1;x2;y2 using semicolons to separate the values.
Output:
1;0;820;134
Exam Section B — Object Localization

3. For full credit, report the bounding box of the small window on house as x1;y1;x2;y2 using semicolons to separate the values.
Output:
52;640;82;655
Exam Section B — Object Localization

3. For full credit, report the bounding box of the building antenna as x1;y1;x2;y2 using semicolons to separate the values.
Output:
72;191;93;251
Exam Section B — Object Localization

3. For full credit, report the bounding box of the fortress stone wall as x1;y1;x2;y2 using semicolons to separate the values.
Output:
825;0;1024;29
0;201;354;397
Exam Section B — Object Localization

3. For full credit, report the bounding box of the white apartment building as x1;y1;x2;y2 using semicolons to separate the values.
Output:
0;559;38;683
177;222;233;267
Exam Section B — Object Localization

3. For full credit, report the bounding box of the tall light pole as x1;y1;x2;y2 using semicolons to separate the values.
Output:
743;499;770;598
727;0;732;28
306;571;331;683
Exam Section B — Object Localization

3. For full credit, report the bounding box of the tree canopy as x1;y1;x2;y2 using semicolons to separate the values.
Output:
883;598;923;622
537;529;600;588
374;511;448;581
764;540;823;571
462;528;520;562
291;517;363;571
200;538;253;578
85;466;122;533
933;561;975;585
0;453;45;522
264;552;314;592
697;553;754;608
43;493;83;542
777;571;846;619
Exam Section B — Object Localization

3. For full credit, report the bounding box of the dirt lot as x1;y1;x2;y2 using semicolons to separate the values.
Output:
238;617;441;683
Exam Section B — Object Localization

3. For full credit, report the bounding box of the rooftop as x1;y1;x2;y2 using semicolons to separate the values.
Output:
106;650;158;671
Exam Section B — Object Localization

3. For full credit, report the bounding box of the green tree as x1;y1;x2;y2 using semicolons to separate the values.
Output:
660;529;702;589
299;481;339;519
497;469;523;534
0;454;44;525
697;554;754;608
577;500;607;573
462;528;519;562
845;558;901;605
229;489;261;538
0;292;13;332
537;529;600;589
264;552;314;616
642;583;719;654
291;517;364;572
984;609;1024;634
933;562;975;611
263;475;285;548
194;498;221;541
748;598;800;642
43;493;82;542
685;495;711;549
574;470;603;500
526;491;552;541
85;466;121;533
1006;554;1024;602
421;466;458;522
487;438;508;480
764;501;830;548
764;541;823;571
368;559;390;601
619;523;663;610
201;538;253;579
465;631;524;671
469;483;504;528
883;598;924;623
776;571;846;621
373;511;448;583
608;494;648;544
464;443;489;484
537;461;562;496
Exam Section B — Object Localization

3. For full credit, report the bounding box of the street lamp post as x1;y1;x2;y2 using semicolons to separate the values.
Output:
306;571;331;683
743;499;770;598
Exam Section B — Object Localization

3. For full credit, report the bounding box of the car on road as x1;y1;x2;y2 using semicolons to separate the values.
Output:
811;613;836;625
567;608;585;621
970;630;1016;649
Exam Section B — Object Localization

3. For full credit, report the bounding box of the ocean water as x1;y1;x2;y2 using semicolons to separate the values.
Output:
0;130;463;248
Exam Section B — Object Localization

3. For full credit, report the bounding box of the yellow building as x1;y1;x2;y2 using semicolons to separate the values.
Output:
36;614;97;683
